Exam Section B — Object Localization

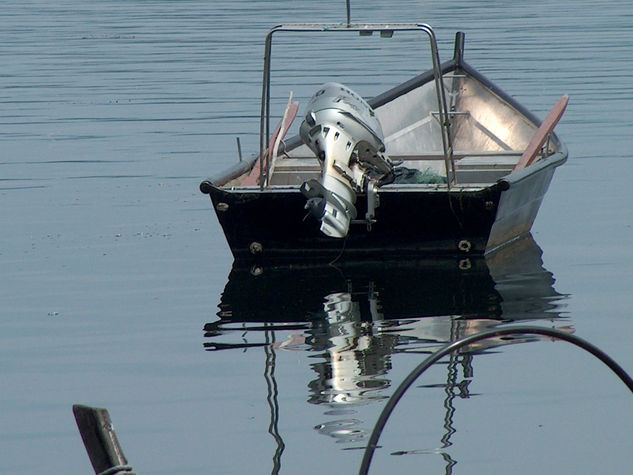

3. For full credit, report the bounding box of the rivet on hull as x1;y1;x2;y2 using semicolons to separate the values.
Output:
458;239;472;253
249;242;263;255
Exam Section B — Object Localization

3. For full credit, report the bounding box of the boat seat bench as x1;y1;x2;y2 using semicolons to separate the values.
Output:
267;151;523;186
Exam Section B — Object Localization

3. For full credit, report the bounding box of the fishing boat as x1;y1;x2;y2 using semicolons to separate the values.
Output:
199;22;568;263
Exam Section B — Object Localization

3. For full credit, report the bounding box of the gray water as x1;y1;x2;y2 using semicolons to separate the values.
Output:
2;1;632;473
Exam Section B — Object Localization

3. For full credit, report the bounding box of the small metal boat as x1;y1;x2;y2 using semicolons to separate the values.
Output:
200;22;568;263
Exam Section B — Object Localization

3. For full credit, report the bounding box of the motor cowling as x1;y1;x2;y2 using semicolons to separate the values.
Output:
299;83;392;238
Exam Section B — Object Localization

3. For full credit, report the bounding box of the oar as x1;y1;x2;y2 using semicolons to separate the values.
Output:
72;404;135;475
513;94;569;173
242;92;299;186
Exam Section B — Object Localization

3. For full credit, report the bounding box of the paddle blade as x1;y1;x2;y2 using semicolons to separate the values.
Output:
513;94;569;173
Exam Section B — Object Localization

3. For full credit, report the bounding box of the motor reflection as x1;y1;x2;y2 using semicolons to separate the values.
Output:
203;235;569;473
307;291;394;407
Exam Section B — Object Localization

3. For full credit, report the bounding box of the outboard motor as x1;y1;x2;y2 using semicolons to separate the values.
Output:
299;83;392;238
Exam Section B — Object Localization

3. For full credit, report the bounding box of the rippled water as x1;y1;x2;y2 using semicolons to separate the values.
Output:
2;1;632;474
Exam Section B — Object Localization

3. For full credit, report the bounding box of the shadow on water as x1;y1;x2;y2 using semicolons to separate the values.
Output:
203;234;569;473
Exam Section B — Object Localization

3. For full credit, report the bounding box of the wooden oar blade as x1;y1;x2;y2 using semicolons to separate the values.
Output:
513;94;569;173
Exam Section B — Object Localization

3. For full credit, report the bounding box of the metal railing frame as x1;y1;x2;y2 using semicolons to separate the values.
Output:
258;23;455;190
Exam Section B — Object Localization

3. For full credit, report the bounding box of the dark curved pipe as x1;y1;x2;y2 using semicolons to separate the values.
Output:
359;326;633;474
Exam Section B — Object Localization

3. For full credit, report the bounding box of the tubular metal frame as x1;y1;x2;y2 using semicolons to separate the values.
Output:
258;23;455;190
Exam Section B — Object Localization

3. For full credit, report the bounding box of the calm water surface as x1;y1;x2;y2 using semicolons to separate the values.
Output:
2;1;632;474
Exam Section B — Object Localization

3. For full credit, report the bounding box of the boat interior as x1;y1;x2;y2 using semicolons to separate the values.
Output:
224;69;560;190
212;25;565;194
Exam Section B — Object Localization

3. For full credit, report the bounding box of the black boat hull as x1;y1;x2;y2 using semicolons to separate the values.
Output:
202;149;563;263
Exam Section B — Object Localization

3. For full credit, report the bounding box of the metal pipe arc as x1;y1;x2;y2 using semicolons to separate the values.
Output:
359;325;633;475
258;23;450;189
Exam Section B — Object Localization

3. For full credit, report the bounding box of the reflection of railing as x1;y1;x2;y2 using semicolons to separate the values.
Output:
359;326;633;475
264;328;285;474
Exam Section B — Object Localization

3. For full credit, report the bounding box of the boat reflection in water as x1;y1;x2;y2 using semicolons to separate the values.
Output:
203;235;569;468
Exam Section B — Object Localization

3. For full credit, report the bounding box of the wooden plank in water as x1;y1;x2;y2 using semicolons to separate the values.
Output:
72;404;133;474
513;94;568;173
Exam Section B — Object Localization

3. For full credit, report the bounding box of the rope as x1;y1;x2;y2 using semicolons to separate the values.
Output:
97;466;135;475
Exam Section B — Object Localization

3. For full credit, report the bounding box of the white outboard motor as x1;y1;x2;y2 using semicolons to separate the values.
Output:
299;83;392;238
